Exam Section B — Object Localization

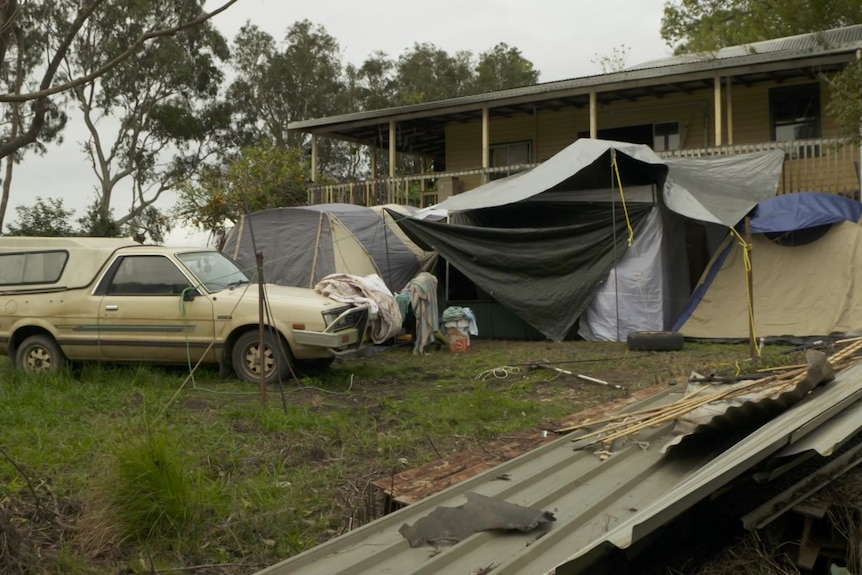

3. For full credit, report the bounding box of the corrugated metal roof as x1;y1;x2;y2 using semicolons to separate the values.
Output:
629;24;862;70
256;362;862;575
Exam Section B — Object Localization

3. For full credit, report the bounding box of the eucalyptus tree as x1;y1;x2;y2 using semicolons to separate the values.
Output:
0;0;238;234
59;1;233;242
473;43;539;92
227;20;345;175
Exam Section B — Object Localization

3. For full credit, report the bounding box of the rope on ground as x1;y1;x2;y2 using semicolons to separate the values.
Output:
474;365;521;381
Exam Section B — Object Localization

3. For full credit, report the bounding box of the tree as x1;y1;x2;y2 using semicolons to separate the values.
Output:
0;0;239;231
60;0;231;243
227;21;344;158
5;196;76;236
826;60;862;146
174;143;309;249
592;44;631;73
661;0;862;54
394;42;474;104
473;43;539;92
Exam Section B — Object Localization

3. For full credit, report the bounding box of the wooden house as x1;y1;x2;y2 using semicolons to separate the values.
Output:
290;25;862;208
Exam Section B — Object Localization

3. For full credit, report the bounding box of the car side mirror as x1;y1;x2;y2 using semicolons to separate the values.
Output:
181;288;198;302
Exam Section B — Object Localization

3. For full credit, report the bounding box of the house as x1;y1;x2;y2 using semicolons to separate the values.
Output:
289;25;862;208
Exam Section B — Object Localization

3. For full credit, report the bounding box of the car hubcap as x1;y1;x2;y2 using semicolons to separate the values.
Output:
24;346;53;372
245;343;275;376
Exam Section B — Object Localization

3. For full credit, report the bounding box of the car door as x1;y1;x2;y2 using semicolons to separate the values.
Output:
96;254;215;364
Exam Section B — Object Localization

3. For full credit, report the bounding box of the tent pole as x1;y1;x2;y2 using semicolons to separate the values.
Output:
745;216;757;360
610;149;620;342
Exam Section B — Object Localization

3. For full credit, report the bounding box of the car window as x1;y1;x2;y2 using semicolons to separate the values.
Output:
177;251;251;292
106;255;192;296
0;250;68;285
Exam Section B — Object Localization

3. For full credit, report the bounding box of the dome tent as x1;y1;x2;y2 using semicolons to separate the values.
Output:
676;192;862;340
223;203;435;292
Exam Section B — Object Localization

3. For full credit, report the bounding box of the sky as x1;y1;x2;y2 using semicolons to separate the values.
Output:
8;0;672;246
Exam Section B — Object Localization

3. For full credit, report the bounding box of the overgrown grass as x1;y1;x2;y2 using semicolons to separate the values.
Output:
0;340;774;573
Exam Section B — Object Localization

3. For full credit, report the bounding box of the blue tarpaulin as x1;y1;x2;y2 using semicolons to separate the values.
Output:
747;192;862;233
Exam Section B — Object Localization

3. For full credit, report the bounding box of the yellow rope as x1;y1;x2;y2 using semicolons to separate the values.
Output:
611;155;635;246
729;227;761;356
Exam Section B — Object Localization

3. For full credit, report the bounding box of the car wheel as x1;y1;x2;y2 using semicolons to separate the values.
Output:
16;334;68;374
231;331;291;384
626;331;685;352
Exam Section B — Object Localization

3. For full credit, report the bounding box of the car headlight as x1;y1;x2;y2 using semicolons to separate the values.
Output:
322;306;365;331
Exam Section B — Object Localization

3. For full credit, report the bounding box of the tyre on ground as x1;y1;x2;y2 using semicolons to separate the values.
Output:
626;331;685;352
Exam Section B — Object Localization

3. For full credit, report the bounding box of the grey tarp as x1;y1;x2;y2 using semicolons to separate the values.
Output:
223;203;429;292
392;203;652;342
663;152;785;226
433;138;784;227
434;139;669;213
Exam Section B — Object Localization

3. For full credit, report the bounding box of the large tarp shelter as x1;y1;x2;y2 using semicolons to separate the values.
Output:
223;203;436;292
676;192;862;340
394;139;785;342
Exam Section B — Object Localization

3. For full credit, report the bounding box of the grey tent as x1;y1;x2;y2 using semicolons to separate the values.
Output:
223;203;436;292
394;139;784;342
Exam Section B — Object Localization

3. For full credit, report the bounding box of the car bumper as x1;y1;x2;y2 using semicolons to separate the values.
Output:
293;305;370;354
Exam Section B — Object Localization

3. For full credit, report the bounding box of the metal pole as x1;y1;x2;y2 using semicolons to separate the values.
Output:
256;251;266;406
744;217;757;359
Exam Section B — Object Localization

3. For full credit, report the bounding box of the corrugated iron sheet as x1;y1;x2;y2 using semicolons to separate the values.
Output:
628;24;862;70
256;362;862;575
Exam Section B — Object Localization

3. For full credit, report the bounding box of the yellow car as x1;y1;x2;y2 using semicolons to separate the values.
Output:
0;237;369;382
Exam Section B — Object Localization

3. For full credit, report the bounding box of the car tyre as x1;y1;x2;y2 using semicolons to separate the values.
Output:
16;334;68;374
232;330;291;384
626;331;685;352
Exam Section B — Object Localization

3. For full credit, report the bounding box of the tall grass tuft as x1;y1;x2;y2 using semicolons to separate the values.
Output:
79;424;218;554
111;430;200;542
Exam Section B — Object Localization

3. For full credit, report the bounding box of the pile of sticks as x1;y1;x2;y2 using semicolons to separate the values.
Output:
556;338;862;450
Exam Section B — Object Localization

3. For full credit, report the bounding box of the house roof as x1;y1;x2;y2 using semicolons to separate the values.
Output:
288;25;862;162
255;361;862;575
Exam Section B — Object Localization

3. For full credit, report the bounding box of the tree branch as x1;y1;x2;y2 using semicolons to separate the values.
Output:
0;0;104;159
0;0;239;103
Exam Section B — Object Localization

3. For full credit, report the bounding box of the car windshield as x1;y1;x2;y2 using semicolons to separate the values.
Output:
177;251;251;292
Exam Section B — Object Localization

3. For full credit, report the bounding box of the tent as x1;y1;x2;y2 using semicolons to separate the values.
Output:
676;192;862;340
393;138;785;342
223;203;436;292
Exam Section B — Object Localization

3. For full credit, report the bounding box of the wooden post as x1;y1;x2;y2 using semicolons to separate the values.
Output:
744;217;756;359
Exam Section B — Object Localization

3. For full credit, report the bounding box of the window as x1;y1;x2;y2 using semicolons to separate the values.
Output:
577;122;680;151
105;255;191;296
771;83;821;141
653;122;680;152
0;250;68;285
489;141;532;180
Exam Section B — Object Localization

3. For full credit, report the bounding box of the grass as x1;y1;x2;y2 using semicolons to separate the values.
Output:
0;339;780;573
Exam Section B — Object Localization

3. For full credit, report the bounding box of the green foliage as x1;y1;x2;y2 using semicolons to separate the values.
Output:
661;0;862;54
473;43;540;92
227;22;540;181
107;429;210;543
5;195;171;241
826;60;862;145
174;143;309;246
592;44;631;73
5;196;76;236
62;0;231;241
